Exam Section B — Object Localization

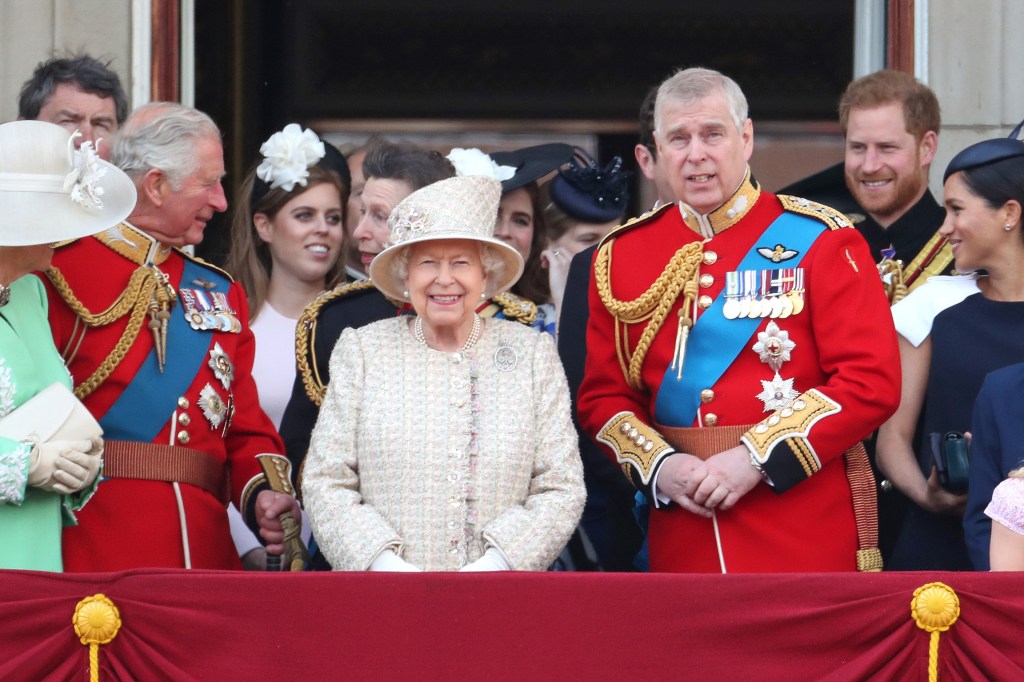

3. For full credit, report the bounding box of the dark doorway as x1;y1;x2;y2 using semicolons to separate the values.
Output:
194;0;854;263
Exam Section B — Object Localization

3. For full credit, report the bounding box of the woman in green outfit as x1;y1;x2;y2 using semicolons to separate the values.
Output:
0;120;136;570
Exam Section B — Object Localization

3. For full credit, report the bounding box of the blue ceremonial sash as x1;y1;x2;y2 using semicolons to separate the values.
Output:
652;212;824;426
99;260;230;441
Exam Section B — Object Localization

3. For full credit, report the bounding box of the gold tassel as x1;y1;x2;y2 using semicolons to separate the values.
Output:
670;279;698;380
147;268;177;372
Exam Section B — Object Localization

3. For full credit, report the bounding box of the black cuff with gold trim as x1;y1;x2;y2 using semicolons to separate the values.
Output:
596;411;674;499
740;389;841;493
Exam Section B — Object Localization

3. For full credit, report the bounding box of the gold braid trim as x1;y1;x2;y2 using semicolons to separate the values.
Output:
594;239;704;390
46;265;164;400
295;279;378;406
488;292;538;325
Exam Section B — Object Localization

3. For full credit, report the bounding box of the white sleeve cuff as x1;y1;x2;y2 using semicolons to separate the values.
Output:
369;548;421;572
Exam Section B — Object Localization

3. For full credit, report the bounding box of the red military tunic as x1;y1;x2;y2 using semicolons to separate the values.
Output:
45;223;283;571
578;173;900;573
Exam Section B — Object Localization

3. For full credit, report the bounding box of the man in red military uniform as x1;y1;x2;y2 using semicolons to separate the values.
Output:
45;102;300;571
578;68;901;573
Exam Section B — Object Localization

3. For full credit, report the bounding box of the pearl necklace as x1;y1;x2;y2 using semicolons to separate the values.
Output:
413;314;481;355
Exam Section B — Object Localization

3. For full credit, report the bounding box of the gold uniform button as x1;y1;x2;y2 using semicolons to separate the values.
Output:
704;413;719;427
700;389;715;403
699;274;714;288
703;251;718;265
177;430;190;445
697;295;713;309
177;397;189;409
177;413;191;426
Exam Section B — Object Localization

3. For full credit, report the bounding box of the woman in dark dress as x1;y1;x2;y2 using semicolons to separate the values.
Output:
877;137;1024;570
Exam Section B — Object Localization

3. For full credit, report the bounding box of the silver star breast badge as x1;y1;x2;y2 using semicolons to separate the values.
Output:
756;372;799;412
208;343;235;390
752;320;795;372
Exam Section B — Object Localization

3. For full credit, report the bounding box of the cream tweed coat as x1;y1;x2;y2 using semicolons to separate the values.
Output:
303;316;585;571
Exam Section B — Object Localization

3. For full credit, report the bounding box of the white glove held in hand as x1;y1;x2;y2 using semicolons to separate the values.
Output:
369;549;423;572
28;438;100;495
459;547;511;572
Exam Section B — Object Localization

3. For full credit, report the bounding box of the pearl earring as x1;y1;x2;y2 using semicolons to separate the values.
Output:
403;289;409;298
1005;224;1014;231
480;292;487;301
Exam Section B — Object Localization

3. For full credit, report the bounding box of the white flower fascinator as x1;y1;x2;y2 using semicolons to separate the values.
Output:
446;147;516;182
63;132;108;209
256;124;326;192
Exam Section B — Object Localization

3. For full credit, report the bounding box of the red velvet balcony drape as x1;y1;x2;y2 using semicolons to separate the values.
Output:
0;570;1020;681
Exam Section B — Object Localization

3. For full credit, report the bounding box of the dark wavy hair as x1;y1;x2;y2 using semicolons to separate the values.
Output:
362;140;455;188
18;53;128;124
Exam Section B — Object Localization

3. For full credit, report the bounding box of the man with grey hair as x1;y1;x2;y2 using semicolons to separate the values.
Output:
18;53;128;161
43;102;303;571
577;67;901;573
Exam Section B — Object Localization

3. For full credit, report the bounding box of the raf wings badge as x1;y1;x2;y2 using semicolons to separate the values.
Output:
757;244;798;263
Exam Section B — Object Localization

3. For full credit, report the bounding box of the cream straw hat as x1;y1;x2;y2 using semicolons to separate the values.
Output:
369;175;524;302
0;120;136;246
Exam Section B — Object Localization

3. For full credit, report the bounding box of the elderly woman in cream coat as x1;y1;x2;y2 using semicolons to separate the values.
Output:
302;174;585;571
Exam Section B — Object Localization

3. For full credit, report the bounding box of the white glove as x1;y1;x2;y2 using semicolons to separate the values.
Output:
28;438;100;495
459;547;511;572
369;549;422;572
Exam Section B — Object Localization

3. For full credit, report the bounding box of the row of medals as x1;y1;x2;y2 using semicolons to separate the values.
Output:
721;269;806;320
723;290;805;320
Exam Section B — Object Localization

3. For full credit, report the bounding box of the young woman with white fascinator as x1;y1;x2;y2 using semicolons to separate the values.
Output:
226;123;350;428
224;124;349;568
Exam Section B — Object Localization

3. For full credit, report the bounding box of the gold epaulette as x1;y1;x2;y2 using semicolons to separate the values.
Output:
598;202;676;247
295;279;380;405
777;195;855;231
176;249;236;283
486;291;537;325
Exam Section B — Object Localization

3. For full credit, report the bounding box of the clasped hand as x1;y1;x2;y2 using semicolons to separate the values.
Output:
28;437;103;495
655;445;763;517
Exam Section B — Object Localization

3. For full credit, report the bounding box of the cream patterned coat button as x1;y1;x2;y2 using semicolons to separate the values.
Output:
700;389;715;404
177;413;191;426
643;441;654;452
756;423;769;433
781;408;794;418
793;400;806;410
704;413;718;427
177;396;189;410
177;430;190;444
768;415;780;426
698;295;713;309
703;251;718;265
699;274;714;288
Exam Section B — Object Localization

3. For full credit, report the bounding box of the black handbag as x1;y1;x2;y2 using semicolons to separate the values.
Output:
928;431;971;494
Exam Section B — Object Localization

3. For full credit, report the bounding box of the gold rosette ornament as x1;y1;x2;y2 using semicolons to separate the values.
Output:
73;594;122;682
911;582;960;682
